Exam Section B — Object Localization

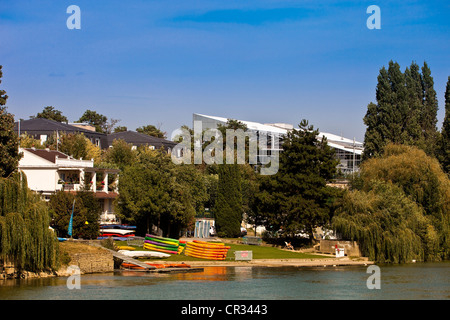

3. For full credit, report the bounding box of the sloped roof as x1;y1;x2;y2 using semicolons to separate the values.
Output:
194;113;364;155
15;118;104;136
194;113;288;134
107;131;176;149
15;118;109;149
24;148;69;163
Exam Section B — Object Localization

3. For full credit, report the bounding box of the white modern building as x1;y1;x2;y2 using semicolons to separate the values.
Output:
18;148;120;224
193;113;363;174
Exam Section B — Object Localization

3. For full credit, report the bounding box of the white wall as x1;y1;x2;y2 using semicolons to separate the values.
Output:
21;168;57;192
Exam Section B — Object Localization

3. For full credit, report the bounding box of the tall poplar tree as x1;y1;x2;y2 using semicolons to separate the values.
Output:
363;61;439;160
421;62;439;155
363;65;393;159
215;164;242;237
213;120;246;238
0;65;22;178
404;62;424;146
440;76;450;174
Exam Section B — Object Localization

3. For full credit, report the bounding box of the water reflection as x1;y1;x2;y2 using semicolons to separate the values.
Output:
0;262;448;300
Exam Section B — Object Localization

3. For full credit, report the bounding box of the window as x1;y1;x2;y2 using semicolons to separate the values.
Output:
40;134;47;144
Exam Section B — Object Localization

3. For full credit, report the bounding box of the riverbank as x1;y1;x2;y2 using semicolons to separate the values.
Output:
1;240;373;279
143;257;373;268
61;240;373;274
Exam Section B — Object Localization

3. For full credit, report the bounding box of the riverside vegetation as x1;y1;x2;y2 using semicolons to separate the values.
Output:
0;60;449;276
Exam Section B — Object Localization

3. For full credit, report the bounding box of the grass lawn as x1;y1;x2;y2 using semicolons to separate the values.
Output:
114;240;330;261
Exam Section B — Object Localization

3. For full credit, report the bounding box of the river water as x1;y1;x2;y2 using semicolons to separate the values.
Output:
0;262;448;300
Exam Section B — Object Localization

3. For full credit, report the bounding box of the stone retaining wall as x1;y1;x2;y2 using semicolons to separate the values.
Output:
66;251;114;274
1;248;114;279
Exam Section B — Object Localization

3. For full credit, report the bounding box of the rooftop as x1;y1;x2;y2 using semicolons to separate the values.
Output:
107;130;177;149
24;148;69;163
193;113;364;155
15;118;106;136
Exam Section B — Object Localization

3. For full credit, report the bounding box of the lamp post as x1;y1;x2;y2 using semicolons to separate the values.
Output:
18;118;23;148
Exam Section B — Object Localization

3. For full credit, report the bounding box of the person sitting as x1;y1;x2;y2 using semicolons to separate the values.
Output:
285;241;294;250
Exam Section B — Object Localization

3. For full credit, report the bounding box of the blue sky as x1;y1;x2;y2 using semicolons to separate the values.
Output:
1;0;449;141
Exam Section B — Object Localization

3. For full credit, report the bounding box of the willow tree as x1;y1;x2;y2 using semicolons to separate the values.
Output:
333;181;436;263
333;144;450;262
0;172;60;273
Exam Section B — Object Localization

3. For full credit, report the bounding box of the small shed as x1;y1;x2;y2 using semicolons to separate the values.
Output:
194;218;215;238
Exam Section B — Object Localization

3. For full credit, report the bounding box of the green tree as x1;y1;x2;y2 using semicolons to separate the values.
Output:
360;144;449;222
0;66;7;107
420;62;439;155
104;139;137;170
213;119;248;238
33;106;68;123
18;133;45;149
215;164;242;238
0;65;22;178
48;190;101;239
58;132;89;160
0;172;60;272
333;181;436;263
404;62;424;146
114;126;128;133
240;164;262;236
439;76;450;174
136;124;167;139
116;150;202;238
363;61;440;159
333;143;450;262
363;64;394;159
257;120;339;242
76;109;108;133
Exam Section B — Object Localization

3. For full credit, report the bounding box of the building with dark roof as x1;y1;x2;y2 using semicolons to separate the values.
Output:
14;118;108;149
106;130;177;152
15;118;178;153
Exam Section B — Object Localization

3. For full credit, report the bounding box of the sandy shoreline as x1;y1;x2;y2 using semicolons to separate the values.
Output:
146;257;374;268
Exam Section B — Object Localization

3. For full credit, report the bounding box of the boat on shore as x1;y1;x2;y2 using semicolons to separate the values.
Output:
118;250;170;259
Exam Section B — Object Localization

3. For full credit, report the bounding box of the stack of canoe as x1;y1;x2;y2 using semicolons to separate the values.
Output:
98;225;136;240
185;240;230;260
178;240;186;254
144;234;185;255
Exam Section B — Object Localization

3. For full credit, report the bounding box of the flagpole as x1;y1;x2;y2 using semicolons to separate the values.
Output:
68;199;75;239
57;131;60;152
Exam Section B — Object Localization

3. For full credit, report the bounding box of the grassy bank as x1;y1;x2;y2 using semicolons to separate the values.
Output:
115;240;331;262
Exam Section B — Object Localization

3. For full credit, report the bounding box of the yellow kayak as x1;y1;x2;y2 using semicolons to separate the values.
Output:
185;245;229;254
185;250;226;260
193;240;225;246
117;246;136;251
187;243;230;251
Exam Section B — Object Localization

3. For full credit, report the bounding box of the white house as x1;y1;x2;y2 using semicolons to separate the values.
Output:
18;148;120;225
